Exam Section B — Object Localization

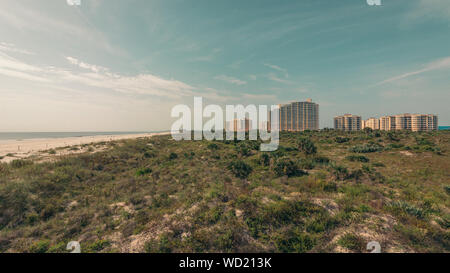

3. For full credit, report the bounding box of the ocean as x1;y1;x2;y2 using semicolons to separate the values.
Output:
439;126;450;130
0;132;152;141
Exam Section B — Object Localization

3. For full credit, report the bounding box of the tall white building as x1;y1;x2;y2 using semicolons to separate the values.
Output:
278;99;319;131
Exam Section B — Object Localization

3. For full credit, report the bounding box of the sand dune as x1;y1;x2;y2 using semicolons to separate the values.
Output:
0;132;169;163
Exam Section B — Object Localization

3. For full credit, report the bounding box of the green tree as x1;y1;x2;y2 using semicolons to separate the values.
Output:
298;138;317;156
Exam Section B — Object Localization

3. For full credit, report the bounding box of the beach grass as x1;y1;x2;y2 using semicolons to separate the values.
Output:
0;130;448;253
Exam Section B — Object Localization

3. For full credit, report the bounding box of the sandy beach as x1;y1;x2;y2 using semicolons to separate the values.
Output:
0;132;169;163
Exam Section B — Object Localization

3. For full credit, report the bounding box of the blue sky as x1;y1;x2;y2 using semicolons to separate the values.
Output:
0;0;449;131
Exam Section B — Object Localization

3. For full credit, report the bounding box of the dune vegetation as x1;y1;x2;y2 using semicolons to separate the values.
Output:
0;129;449;253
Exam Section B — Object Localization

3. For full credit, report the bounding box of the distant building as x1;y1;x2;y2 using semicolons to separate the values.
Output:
379;116;396;131
334;114;362;131
278;99;319;131
410;114;438;131
365;114;437;132
226;118;251;132
363;117;380;130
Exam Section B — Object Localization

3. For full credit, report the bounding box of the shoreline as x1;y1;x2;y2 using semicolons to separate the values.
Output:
0;132;170;163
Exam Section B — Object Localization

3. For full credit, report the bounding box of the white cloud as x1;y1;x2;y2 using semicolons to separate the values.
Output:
263;63;288;78
66;56;108;73
214;75;247;85
266;73;294;85
0;42;34;55
0;2;124;56
0;47;195;99
406;0;450;22
375;56;450;86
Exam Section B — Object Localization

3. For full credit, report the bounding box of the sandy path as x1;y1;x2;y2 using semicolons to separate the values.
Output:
0;132;169;163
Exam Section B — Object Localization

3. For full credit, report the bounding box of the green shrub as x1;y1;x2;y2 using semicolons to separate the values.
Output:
386;132;400;141
323;182;338;192
436;214;450;229
335;137;350;143
228;160;253;179
144;234;173;253
313;156;330;165
372;162;385;167
306;216;339;233
444;185;450;195
29;240;50;253
388;201;426;219
298;138;317;155
40;204;57;221
169;152;178;160
276;229;315;253
235;142;251;156
346;155;369;163
136;167;152;176
260;153;270;167
11;159;33;168
337;233;365;252
274;157;307;177
330;165;349;180
86;239;110;252
298;159;315;170
348;169;364;182
349;144;382;153
207;143;219;150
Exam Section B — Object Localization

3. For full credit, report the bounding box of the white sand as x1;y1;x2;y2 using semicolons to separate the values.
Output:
0;132;169;163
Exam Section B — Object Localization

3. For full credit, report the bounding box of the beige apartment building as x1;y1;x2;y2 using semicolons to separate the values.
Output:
379;116;396;131
334;114;362;131
278;99;319;131
363;117;380;130
410;114;438;131
370;114;437;131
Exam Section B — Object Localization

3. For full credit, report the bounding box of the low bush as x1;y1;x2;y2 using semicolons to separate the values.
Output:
346;155;369;163
298;138;317;156
313;156;330;165
228;160;253;179
388;201;426;219
330;165;349;180
169;153;178;160
349;144;383;153
335;137;350;143
207;143;219;150
11;159;33;169
337;233;365;252
276;228;315;253
274;157;307;177
136;167;152;176
298;159;315;170
260;153;270;167
28;240;50;253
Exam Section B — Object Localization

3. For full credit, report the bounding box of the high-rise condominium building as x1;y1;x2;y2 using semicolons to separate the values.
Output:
379;116;396;131
334;114;362;131
278;99;319;131
410;114;438;131
338;113;437;132
363;117;380;130
379;114;437;131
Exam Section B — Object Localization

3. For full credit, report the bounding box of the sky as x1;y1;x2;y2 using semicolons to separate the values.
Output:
0;0;449;131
